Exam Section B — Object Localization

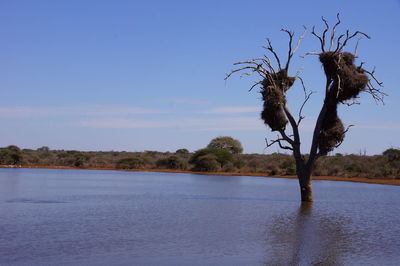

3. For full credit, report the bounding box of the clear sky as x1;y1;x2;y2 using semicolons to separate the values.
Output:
0;0;399;154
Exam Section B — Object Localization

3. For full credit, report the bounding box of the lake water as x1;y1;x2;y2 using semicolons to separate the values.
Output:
0;168;399;265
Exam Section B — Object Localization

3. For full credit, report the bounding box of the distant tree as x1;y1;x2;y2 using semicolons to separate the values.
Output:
175;148;190;156
116;156;144;169
37;146;50;152
190;153;220;171
189;148;234;171
207;136;243;154
226;14;384;202
382;148;400;162
72;153;89;168
6;145;20;152
0;145;22;165
156;155;186;169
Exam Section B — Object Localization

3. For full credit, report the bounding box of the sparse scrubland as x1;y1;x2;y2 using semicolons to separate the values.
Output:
1;142;399;181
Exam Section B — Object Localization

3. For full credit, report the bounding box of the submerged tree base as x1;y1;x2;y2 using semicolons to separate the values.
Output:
300;183;313;202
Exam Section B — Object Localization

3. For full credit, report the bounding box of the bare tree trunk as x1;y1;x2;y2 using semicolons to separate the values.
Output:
297;165;313;202
299;177;312;202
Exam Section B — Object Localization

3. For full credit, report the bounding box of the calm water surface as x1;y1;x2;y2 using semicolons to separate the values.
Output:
0;168;399;265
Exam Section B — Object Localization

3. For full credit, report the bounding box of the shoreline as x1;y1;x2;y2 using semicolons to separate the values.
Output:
3;165;400;186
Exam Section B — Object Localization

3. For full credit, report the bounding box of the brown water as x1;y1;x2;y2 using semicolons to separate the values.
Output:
0;168;399;265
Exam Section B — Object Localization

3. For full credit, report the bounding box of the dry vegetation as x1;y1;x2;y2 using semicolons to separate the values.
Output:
1;145;399;180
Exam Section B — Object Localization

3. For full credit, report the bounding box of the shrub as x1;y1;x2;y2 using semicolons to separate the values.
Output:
285;167;296;175
191;154;220;171
176;148;189;155
189;148;233;170
116;156;144;169
345;163;361;173
207;136;243;154
234;159;246;169
0;146;22;165
156;155;186;169
383;148;400;162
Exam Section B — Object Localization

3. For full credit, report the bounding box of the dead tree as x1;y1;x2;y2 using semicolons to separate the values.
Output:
226;15;385;202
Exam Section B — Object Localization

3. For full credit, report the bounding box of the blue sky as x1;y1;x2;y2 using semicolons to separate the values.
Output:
0;0;399;154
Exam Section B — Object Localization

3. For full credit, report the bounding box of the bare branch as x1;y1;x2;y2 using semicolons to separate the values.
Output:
249;81;262;92
336;30;371;52
225;65;265;80
321;16;329;50
329;13;341;51
282;26;307;71
335;33;345;51
301;52;319;58
263;39;282;70
265;136;294;151
354;37;363;57
251;57;275;73
334;125;354;149
292;26;307;55
278;129;295;146
363;67;386;104
296;76;314;126
281;28;294;71
364;67;383;86
342;99;360;106
311;26;325;52
225;59;271;81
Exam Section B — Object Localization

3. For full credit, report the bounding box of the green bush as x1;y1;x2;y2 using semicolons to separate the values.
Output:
116;156;144;169
0;145;22;165
207;136;243;154
285;167;296;175
345;163;361;173
190;148;233;171
383;148;400;162
175;148;189;155
156;155;186;169
191;154;220;171
234;159;246;169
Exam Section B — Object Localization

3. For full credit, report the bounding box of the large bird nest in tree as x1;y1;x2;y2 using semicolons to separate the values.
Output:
260;70;296;131
225;29;305;133
225;14;385;156
308;15;385;155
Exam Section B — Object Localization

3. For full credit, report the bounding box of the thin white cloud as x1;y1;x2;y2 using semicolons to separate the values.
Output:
199;106;260;114
166;98;210;105
350;123;400;130
76;116;265;131
0;106;166;118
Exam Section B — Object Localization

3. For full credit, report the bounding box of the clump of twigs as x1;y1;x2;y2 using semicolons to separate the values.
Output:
310;14;385;155
260;70;296;131
320;51;369;102
318;105;345;155
225;28;306;132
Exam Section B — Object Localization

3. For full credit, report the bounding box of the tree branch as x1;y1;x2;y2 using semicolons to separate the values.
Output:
282;26;307;71
297;77;314;125
282;104;302;157
265;136;293;151
329;13;341;51
336;30;370;52
321;16;329;50
263;39;282;70
363;67;386;103
307;97;329;169
311;26;325;52
334;124;353;148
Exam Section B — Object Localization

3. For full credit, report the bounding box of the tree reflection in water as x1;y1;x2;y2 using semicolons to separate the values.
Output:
265;203;357;265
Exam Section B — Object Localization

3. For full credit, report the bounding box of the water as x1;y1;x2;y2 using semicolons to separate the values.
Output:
0;168;399;265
